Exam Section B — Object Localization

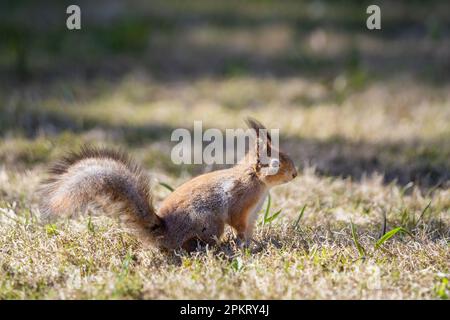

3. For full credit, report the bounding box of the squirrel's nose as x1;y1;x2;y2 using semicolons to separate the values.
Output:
292;171;297;179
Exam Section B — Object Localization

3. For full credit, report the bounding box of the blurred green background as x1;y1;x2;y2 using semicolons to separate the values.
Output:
0;0;449;188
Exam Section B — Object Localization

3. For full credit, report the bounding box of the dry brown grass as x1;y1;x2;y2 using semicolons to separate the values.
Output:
0;0;449;300
0;165;449;299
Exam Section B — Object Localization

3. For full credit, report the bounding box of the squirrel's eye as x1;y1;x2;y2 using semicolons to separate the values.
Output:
270;158;280;168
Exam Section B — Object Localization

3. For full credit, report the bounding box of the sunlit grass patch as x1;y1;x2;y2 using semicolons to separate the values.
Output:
0;167;448;299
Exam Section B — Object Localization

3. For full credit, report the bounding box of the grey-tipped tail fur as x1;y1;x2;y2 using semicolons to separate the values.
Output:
39;146;163;241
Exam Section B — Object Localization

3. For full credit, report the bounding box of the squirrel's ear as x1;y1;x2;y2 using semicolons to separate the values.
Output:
245;117;272;148
245;117;272;168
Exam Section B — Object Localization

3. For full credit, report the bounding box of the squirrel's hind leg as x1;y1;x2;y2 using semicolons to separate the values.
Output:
182;220;225;252
232;222;254;248
182;237;201;252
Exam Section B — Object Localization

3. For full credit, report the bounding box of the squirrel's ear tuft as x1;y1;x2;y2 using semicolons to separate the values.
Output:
245;117;265;131
245;117;272;144
245;117;273;169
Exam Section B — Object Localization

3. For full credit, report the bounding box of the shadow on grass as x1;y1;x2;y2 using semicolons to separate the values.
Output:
0;103;448;189
0;0;449;85
283;135;450;189
0;0;449;187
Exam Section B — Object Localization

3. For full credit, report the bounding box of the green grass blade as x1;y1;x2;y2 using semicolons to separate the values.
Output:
159;182;174;192
87;215;95;234
120;248;134;278
375;227;414;249
263;193;271;225
350;221;366;258
415;201;431;227
378;210;387;240
265;209;282;223
400;208;410;226
400;182;414;197
45;223;59;236
294;204;307;229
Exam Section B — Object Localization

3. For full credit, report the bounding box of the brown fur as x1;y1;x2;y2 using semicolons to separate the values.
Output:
39;119;297;251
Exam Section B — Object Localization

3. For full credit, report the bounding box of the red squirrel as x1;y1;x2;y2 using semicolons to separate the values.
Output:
39;118;297;251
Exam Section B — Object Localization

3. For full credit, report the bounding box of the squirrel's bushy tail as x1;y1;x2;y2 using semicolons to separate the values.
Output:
39;146;163;240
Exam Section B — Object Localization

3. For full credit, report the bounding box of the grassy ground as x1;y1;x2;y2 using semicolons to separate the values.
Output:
0;0;449;299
